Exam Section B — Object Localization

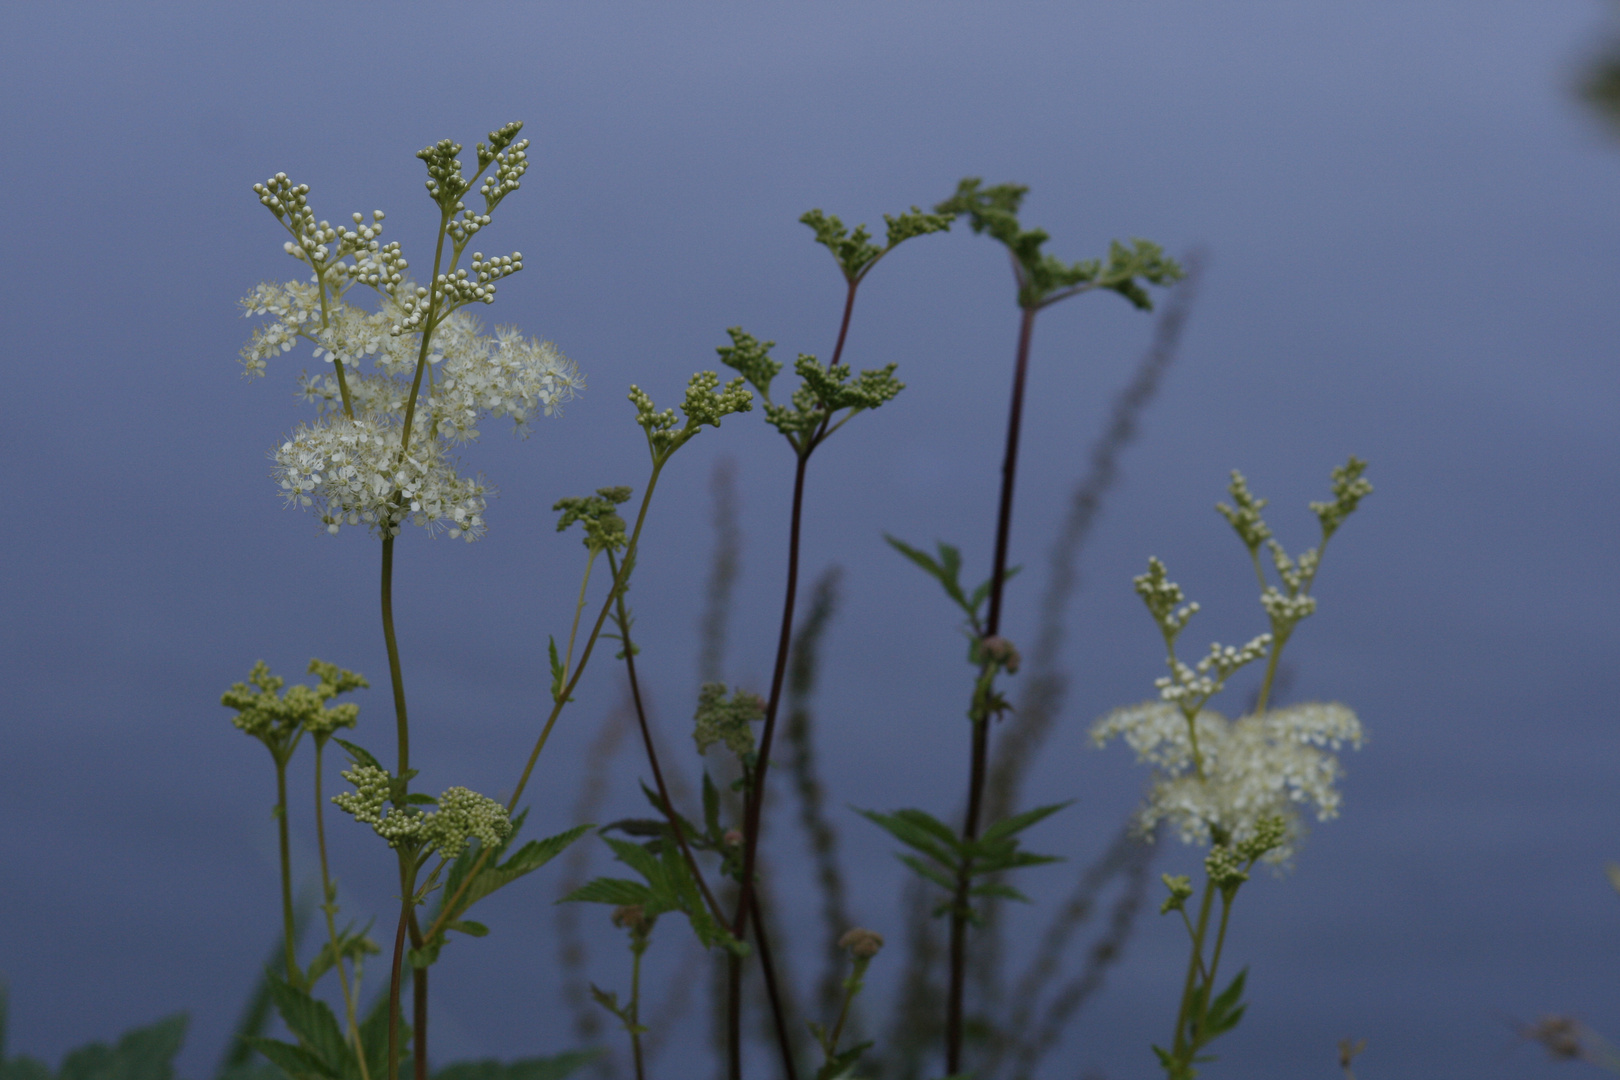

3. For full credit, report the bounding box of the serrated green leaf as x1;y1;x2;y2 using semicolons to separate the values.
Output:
432;1051;600;1080
858;808;962;870
602;836;667;892
970;849;1061;875
332;738;380;771
548;636;565;703
814;1039;873;1080
243;1037;334;1080
898;853;958;892
453;824;593;915
55;1015;188;1080
979;800;1072;844
968;881;1030;903
359;990;404;1080
640;782;700;838
266;978;350;1075
966;564;1023;616
883;536;971;614
560;878;654;906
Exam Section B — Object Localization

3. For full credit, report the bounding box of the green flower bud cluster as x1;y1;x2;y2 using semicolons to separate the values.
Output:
692;682;766;760
717;328;904;449
1134;557;1200;642
1159;873;1195;915
222;658;367;755
799;206;952;284
333;763;512;861
629;372;753;464
554;486;633;554
418;138;474;212
1204;845;1249;893
1310;456;1372;541
935;178;1182;310
475;123;527;211
1215;471;1271;556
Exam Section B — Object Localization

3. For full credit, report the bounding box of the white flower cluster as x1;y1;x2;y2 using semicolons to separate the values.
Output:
243;279;581;540
1092;701;1363;861
1156;634;1272;711
333;764;512;861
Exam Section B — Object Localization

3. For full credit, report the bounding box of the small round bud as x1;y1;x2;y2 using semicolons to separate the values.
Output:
837;927;884;958
980;635;1021;674
612;904;649;933
722;828;744;848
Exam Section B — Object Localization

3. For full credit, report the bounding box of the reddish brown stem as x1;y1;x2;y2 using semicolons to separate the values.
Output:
387;900;409;1080
946;304;1037;1076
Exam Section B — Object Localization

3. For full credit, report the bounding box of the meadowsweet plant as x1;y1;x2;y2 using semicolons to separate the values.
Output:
214;122;1374;1080
1093;460;1372;1079
231;122;749;1080
874;178;1182;1077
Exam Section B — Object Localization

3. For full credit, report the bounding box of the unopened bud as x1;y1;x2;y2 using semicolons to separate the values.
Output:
980;635;1021;674
723;828;744;848
838;927;884;958
611;904;648;933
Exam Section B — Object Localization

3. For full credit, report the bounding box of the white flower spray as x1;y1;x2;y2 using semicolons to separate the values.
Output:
1092;458;1371;1080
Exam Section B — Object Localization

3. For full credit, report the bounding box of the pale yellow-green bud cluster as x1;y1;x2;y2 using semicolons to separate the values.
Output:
332;764;512;861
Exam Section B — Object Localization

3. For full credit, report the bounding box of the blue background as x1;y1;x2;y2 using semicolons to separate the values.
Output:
1;3;1617;1078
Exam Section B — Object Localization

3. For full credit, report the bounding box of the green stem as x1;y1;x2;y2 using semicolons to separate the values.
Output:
386;856;421;1080
386;896;409;1080
425;460;668;948
272;753;299;985
508;460;664;810
629;940;647;1080
381;536;409;778
1197;889;1238;1046
398;211;451;457
562;551;597;682
1254;631;1288;716
314;739;368;1079
827;956;869;1057
1170;878;1216;1064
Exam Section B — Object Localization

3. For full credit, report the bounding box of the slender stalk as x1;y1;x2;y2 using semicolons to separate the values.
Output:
1196;891;1237;1046
729;447;811;1078
751;893;800;1080
272;755;299;985
945;303;1037;1075
1253;636;1286;716
424;460;669;949
314;739;368;1079
562;552;598;681
381;537;409;778
387;898;410;1080
413;956;428;1080
829;280;857;370
985;306;1037;639
630;942;647;1080
606;550;727;925
1170;878;1217;1064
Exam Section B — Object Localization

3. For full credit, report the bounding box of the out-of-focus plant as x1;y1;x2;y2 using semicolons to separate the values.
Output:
211;122;1369;1080
1094;461;1371;1079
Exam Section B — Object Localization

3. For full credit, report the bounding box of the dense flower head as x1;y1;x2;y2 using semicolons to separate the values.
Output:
1091;700;1363;862
242;140;579;542
692;682;766;759
333;763;512;860
222;658;366;747
244;280;580;540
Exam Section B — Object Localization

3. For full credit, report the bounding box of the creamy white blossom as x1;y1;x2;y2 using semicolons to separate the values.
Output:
241;275;581;540
1092;700;1363;862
